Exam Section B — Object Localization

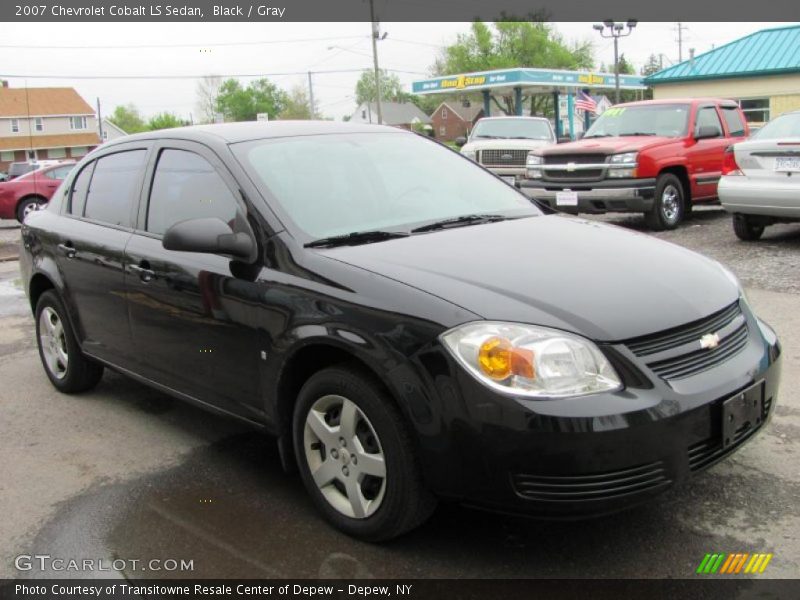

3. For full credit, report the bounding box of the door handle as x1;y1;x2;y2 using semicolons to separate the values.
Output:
129;263;156;283
57;243;76;259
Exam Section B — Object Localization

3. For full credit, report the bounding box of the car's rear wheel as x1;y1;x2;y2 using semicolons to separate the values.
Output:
17;195;47;223
35;290;104;393
733;214;765;241
645;174;685;231
292;365;436;541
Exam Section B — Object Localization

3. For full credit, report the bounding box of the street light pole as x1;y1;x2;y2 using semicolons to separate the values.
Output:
307;71;315;119
369;0;383;125
593;20;637;105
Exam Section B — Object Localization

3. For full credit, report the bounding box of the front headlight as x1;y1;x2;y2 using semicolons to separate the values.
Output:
461;149;477;161
441;322;622;398
526;153;543;178
526;153;543;166
609;152;638;164
607;152;638;178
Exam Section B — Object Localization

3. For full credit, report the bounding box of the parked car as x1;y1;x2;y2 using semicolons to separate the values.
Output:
456;116;556;185
523;98;749;230
0;162;76;222
719;110;800;240
7;160;69;180
20;122;780;540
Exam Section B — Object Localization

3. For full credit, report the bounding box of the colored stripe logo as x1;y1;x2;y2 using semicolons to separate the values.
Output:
696;553;773;574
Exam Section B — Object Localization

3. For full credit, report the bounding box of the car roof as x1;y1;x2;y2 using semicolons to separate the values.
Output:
616;98;739;108
475;116;549;121
109;120;406;146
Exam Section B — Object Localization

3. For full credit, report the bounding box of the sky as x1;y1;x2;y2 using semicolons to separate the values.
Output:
0;21;794;122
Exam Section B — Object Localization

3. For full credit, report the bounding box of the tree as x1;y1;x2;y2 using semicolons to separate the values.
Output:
641;53;662;77
279;85;315;120
146;112;187;131
617;53;636;75
431;20;594;117
215;78;288;122
108;104;146;133
354;69;406;105
195;75;223;123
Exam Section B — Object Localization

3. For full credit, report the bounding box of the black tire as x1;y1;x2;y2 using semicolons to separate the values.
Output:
35;290;104;393
17;195;47;223
645;173;686;231
292;365;436;541
733;214;765;241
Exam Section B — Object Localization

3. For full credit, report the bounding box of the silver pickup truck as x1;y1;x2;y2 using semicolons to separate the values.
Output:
457;116;557;185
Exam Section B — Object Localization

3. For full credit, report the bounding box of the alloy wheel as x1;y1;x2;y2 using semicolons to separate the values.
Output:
23;202;42;219
39;307;68;379
661;184;681;223
303;394;387;519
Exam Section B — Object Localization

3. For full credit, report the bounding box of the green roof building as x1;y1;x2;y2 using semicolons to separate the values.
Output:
644;25;800;124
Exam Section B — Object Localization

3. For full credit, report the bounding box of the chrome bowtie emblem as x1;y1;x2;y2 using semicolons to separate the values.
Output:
566;162;577;171
700;333;721;350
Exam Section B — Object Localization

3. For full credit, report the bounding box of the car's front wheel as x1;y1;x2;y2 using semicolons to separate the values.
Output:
292;365;436;541
17;196;47;223
732;214;765;241
645;174;685;231
35;290;104;393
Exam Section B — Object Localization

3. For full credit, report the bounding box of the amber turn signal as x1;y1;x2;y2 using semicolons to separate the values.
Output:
477;337;535;380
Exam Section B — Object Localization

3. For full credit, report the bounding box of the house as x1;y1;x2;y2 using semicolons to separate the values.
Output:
644;25;800;124
349;101;430;129
591;94;613;115
430;101;484;142
101;118;128;142
0;82;100;172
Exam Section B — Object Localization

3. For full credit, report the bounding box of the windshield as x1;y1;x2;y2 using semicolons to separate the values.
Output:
585;104;690;138
233;132;540;240
470;119;553;141
752;112;800;140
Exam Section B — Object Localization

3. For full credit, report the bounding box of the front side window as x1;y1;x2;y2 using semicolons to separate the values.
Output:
233;132;539;240
83;150;146;226
695;107;723;137
68;163;95;216
585;104;690;138
146;149;239;236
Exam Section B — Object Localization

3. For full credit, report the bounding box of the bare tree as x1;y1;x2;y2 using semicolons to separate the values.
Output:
195;75;223;124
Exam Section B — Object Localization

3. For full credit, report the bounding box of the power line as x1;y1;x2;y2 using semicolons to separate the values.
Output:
0;35;368;50
0;67;426;80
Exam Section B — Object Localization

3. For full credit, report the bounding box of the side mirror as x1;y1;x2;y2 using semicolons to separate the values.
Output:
454;136;467;147
695;126;721;140
162;217;254;259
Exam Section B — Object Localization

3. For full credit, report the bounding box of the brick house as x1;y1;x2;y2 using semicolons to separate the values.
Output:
0;82;100;172
430;101;484;142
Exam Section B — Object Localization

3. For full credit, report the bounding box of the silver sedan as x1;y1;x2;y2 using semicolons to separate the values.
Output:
719;110;800;240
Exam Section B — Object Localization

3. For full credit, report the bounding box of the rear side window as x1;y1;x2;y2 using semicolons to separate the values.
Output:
146;149;239;236
695;107;723;137
721;107;746;137
84;150;146;227
68;163;94;216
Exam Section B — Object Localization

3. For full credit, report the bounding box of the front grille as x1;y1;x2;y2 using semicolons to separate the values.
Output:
543;169;605;182
479;149;528;167
625;302;748;381
543;154;606;165
512;461;671;503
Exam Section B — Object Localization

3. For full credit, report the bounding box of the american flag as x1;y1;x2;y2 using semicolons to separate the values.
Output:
575;90;598;114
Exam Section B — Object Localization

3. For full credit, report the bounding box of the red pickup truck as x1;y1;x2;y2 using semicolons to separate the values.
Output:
522;98;749;229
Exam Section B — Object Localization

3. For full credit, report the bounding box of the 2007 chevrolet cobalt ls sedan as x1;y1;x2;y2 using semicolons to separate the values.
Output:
20;122;781;540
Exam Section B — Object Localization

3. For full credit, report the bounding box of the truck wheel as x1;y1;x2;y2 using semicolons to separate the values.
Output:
645;174;685;231
733;214;765;241
293;365;436;541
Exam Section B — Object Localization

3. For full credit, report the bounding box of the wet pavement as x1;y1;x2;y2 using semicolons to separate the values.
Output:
1;208;799;579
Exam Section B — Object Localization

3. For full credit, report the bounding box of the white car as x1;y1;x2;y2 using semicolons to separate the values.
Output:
457;117;556;185
719;110;800;240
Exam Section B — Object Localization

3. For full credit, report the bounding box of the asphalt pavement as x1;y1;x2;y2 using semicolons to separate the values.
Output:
0;208;798;579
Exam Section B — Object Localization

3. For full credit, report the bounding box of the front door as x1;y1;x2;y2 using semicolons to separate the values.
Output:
124;142;263;421
687;105;730;200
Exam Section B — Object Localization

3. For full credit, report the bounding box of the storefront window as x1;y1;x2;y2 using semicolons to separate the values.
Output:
737;98;770;123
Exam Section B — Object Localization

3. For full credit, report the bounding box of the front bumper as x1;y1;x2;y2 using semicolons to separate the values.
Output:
520;177;656;214
411;309;781;518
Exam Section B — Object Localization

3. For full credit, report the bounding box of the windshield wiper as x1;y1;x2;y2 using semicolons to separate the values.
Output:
621;132;657;136
475;135;504;139
410;214;509;234
584;134;612;138
304;230;409;248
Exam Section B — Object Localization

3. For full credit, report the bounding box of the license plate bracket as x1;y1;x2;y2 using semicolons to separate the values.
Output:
556;190;578;207
775;157;800;172
721;381;764;448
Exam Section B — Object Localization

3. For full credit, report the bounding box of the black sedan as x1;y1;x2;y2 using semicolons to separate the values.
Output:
19;121;781;540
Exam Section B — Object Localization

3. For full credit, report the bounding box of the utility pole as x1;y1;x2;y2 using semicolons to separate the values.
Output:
369;0;383;125
675;22;688;62
96;97;104;141
307;71;315;119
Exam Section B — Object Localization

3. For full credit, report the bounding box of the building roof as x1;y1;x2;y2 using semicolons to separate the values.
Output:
103;118;128;135
0;87;95;117
351;101;431;125
645;25;800;84
438;102;483;122
0;132;100;151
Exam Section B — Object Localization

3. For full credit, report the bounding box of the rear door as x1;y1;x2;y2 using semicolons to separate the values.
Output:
54;143;151;365
124;140;263;420
687;104;730;199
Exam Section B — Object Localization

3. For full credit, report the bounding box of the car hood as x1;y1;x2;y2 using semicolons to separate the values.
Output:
540;136;675;156
319;216;738;342
463;138;554;153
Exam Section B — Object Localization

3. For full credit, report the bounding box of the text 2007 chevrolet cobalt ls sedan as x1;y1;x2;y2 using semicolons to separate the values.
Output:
20;122;781;540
